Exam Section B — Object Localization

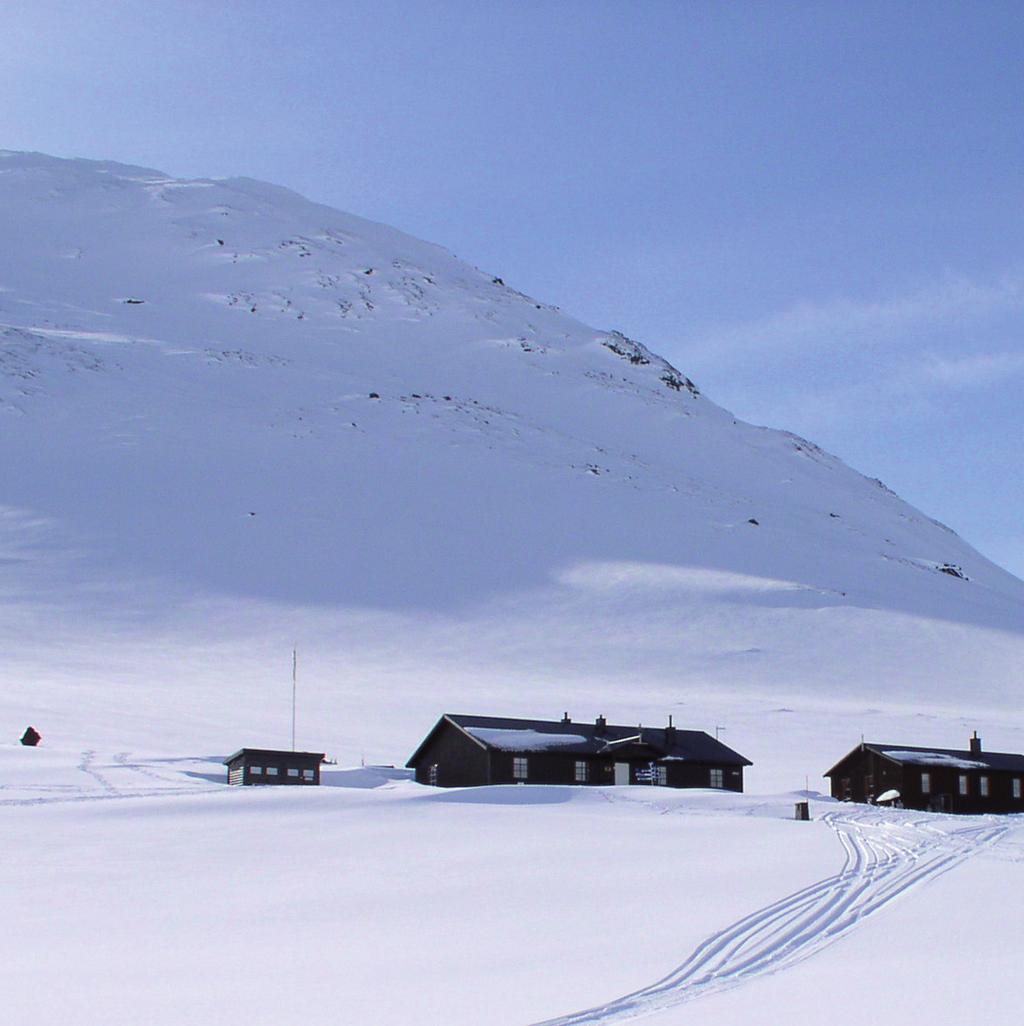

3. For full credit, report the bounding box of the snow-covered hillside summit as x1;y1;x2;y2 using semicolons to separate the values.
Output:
1;151;1022;762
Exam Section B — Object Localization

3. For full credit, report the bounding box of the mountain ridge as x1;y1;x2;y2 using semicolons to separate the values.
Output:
1;151;1021;768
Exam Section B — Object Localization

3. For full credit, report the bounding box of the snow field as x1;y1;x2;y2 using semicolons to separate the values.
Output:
697;831;1024;1026
533;807;1011;1024
4;744;1020;1026
0;746;832;1025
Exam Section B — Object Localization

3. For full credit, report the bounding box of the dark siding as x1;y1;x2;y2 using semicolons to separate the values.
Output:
936;767;1024;814
664;762;743;792
409;722;490;787
226;750;321;786
408;719;748;792
826;749;893;804
484;753;743;790
487;752;617;786
826;748;1024;814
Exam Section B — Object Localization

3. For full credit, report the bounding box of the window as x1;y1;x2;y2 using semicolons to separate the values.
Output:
266;767;279;776
979;776;989;797
920;772;930;794
840;777;852;800
574;761;588;783
709;768;724;788
513;756;528;780
1014;778;1022;800
249;765;263;775
656;766;668;786
428;763;438;786
302;769;314;781
958;774;968;796
287;768;300;778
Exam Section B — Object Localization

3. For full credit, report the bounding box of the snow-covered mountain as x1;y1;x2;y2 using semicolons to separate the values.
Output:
1;151;1022;779
5;151;1024;1026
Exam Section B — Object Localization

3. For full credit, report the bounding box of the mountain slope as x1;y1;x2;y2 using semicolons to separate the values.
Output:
1;151;1022;776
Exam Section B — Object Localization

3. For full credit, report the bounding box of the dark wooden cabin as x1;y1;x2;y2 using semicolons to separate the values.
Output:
824;732;1024;814
406;713;751;790
224;748;325;786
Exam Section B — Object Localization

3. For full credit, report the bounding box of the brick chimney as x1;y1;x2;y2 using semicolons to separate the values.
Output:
969;730;982;755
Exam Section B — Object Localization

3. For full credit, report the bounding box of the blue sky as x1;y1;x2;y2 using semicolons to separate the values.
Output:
4;1;1023;576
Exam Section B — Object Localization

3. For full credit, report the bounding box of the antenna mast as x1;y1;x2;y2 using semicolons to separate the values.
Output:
291;646;297;752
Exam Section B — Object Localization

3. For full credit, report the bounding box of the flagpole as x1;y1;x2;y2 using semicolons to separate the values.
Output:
291;646;297;752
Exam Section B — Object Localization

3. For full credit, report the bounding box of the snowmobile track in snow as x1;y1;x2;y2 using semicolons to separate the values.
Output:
529;807;1009;1025
77;749;118;794
0;751;224;808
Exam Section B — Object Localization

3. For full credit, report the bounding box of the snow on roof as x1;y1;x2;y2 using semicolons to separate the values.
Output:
881;750;987;770
407;714;753;767
464;727;590;751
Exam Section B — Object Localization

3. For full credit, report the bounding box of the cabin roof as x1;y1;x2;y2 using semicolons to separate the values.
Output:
224;748;325;766
824;742;1024;777
407;714;751;767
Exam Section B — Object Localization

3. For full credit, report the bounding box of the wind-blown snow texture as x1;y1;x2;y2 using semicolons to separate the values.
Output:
3;151;1024;1026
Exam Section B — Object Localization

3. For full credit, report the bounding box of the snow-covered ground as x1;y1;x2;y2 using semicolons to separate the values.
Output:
2;151;1023;1022
4;745;1021;1025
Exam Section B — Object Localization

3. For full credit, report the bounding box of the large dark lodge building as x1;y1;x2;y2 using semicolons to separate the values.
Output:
824;733;1024;814
406;713;752;790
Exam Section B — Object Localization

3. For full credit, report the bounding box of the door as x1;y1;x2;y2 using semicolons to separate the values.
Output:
614;762;630;786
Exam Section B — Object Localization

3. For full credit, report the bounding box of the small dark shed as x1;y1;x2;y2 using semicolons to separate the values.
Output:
824;732;1024;814
224;748;325;786
406;713;751;790
20;726;41;747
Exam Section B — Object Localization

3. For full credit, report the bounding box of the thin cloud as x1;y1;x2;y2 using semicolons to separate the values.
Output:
705;345;1024;438
922;350;1024;388
689;271;1024;365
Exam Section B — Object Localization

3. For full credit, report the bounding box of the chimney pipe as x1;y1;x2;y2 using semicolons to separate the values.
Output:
665;714;677;747
595;714;607;736
970;731;982;755
561;711;571;723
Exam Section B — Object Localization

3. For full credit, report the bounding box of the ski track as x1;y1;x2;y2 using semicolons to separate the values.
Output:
77;749;118;794
2;749;1015;1020
529;805;1011;1026
0;750;220;809
111;750;194;787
